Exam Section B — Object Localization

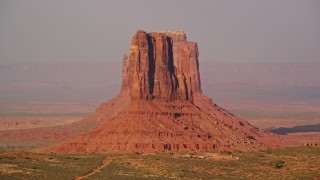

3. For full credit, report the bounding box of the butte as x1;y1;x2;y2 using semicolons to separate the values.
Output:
42;30;281;153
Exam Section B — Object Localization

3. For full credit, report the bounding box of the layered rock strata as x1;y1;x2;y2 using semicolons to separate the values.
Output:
42;30;282;154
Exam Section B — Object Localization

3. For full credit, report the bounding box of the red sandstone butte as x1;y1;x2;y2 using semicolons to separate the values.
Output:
42;30;283;154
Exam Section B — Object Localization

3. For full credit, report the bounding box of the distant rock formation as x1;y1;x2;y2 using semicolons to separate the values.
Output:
121;53;129;91
42;30;283;154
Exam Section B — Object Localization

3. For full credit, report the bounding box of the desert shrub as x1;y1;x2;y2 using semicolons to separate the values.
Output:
273;160;285;169
220;150;232;155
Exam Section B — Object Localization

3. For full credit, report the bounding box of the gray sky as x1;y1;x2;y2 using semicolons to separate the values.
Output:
0;0;319;64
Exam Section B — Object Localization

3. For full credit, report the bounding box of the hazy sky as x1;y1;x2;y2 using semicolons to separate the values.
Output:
0;0;319;64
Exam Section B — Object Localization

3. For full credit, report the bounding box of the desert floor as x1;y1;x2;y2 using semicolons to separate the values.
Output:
0;146;319;179
0;101;319;179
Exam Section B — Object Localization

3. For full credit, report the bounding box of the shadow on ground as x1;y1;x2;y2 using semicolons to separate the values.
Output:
270;124;320;135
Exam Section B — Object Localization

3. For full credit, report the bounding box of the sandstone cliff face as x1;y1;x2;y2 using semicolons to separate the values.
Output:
125;30;202;102
42;30;283;154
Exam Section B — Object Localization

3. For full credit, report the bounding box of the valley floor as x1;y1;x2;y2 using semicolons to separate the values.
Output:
0;146;319;179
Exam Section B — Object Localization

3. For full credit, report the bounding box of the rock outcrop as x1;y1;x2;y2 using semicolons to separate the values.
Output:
125;30;202;102
42;30;283;154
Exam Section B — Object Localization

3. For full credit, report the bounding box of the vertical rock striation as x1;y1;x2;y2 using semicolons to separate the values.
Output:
124;30;202;102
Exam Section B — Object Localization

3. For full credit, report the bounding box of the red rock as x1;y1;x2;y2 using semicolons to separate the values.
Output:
126;30;202;102
41;30;284;154
120;53;128;92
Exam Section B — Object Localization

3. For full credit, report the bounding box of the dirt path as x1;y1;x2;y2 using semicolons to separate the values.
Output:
75;157;113;180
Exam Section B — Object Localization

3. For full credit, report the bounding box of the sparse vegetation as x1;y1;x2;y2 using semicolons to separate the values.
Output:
135;152;143;155
273;159;285;168
220;150;232;155
0;146;319;179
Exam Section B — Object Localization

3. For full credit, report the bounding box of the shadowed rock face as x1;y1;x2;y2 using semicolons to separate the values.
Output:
124;30;201;102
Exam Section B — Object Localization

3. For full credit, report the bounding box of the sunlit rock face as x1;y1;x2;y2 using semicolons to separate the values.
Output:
124;30;201;102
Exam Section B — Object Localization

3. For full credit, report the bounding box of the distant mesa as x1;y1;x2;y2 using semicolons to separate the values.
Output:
42;30;283;154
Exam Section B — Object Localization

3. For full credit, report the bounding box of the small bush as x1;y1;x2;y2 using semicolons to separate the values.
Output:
265;148;272;154
273;160;285;169
220;150;232;155
135;152;143;155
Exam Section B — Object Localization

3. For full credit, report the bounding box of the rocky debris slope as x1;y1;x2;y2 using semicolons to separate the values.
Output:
42;30;283;154
45;99;282;153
